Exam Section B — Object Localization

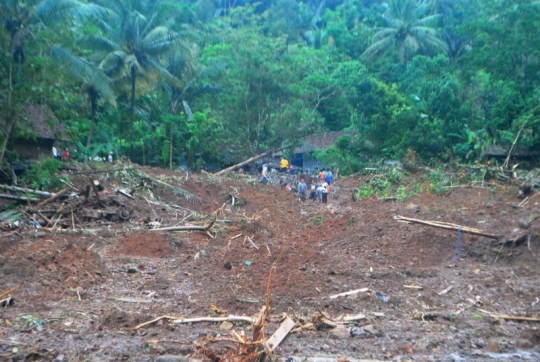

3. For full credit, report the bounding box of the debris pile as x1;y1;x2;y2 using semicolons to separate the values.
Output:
0;162;207;232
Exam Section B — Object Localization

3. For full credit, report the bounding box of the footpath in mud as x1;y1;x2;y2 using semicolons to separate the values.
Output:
1;164;540;361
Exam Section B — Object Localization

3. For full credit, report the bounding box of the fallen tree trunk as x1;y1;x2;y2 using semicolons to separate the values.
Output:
0;184;54;197
0;194;40;202
214;145;289;176
394;215;502;239
34;188;68;208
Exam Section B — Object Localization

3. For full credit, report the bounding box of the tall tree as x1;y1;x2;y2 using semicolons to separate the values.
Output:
81;0;185;158
363;0;448;63
50;46;116;148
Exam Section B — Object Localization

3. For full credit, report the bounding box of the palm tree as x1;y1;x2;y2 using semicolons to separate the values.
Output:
50;46;116;148
81;1;186;158
363;0;448;63
1;0;108;63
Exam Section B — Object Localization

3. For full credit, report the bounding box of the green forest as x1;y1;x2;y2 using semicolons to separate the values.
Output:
1;0;540;172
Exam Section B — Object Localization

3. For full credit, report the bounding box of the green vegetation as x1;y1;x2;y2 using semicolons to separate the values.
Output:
1;0;540;171
306;215;324;225
20;158;68;190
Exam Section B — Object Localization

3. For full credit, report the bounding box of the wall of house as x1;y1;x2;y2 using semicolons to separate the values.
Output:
13;138;54;160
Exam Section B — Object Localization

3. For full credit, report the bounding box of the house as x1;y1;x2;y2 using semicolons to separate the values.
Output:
482;145;540;165
3;105;69;160
273;131;355;172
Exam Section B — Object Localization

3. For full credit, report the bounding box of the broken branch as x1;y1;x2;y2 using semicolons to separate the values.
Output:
0;284;21;299
394;215;502;239
329;288;370;299
34;188;68;208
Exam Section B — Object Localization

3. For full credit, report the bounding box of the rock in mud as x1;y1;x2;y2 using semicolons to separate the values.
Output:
127;266;139;273
518;219;530;229
406;203;420;212
155;356;188;362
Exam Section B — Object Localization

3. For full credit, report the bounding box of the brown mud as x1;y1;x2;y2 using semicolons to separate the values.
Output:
1;166;540;361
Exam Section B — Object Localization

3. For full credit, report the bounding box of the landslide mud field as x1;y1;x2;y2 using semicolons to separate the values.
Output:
1;165;540;361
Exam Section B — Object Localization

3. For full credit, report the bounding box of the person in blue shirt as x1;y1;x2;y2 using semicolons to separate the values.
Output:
325;169;333;186
298;178;307;201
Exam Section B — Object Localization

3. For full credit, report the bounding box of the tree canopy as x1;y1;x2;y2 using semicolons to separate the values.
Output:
1;0;539;171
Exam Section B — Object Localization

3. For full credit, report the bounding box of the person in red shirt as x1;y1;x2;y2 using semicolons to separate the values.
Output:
63;148;69;162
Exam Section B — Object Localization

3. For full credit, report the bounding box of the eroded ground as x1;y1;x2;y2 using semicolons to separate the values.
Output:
1;166;540;361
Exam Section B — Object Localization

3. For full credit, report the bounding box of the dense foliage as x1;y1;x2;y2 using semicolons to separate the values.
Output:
1;0;539;172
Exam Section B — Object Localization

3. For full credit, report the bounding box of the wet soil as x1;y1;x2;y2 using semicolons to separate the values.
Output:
1;167;540;361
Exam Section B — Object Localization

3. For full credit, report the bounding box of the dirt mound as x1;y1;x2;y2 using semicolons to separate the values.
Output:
0;232;109;302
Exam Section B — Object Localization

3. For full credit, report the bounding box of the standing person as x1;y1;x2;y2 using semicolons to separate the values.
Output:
288;165;295;174
52;146;59;159
325;169;333;185
259;164;269;183
298;178;307;201
309;179;317;201
107;151;114;163
317;182;325;202
319;169;326;182
62;148;69;162
280;158;289;173
321;181;328;204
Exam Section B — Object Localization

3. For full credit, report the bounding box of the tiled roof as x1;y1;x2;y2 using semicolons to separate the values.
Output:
296;131;355;153
23;105;68;140
482;145;540;157
1;105;69;140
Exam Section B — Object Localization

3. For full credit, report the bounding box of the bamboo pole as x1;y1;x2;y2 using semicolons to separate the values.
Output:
0;194;40;202
0;184;54;197
394;215;502;239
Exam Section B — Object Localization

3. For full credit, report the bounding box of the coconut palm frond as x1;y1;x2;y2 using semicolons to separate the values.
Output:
363;36;396;60
35;0;109;25
81;35;120;52
364;0;446;63
100;50;127;69
141;13;158;37
50;46;116;106
152;61;183;89
145;35;188;55
410;25;440;38
372;27;397;42
403;34;420;53
423;34;449;53
414;14;442;26
96;18;117;40
143;25;170;42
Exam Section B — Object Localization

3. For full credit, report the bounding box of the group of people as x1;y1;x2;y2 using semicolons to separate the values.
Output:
259;158;334;203
52;146;70;162
297;169;333;204
53;146;114;163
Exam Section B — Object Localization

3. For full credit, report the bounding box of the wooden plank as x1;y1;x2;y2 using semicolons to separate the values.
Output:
264;316;295;352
